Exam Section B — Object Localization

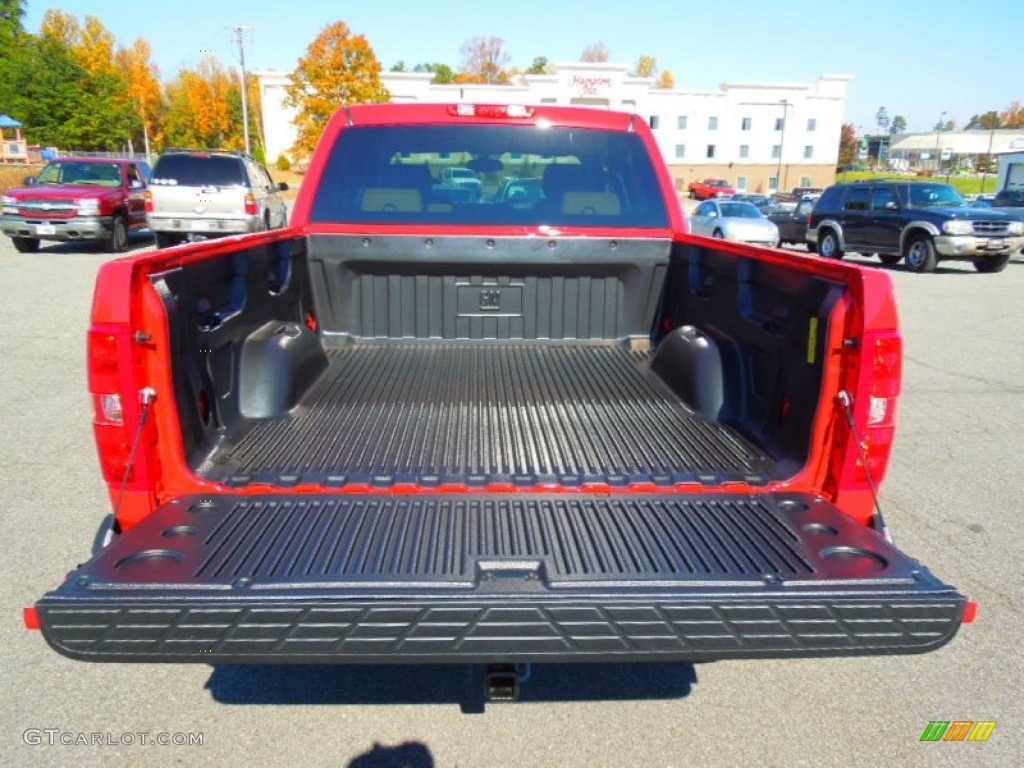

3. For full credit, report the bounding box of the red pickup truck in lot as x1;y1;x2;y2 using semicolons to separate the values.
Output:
688;177;735;200
1;157;151;252
28;104;969;695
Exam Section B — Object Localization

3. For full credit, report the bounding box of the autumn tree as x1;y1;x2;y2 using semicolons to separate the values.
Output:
285;21;389;160
116;39;162;156
657;70;675;89
838;123;857;168
163;57;238;149
890;115;907;134
458;36;511;84
581;42;610;62
631;55;657;78
1000;101;1023;128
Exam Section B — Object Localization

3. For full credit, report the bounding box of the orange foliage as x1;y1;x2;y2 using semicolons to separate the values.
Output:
285;21;389;159
116;38;163;140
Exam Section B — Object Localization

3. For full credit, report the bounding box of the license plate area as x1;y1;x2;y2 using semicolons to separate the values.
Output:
986;239;1005;249
190;220;207;231
36;224;56;235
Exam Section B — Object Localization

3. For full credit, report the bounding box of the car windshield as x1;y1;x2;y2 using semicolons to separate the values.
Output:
907;184;966;209
311;124;670;228
709;180;729;187
719;202;763;219
36;161;122;187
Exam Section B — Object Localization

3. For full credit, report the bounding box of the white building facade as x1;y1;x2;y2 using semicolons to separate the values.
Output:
256;63;851;194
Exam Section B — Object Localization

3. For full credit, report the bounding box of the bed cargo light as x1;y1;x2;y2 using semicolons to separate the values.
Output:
448;104;535;119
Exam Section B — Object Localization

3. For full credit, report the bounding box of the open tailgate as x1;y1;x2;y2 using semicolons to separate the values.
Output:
35;492;966;663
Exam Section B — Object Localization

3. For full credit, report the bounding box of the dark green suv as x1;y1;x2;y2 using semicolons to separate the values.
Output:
806;180;1024;273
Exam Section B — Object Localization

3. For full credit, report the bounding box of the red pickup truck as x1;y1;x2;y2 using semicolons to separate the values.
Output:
688;177;735;200
29;104;968;696
1;157;151;252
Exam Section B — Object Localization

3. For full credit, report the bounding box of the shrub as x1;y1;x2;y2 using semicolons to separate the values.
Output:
275;154;292;172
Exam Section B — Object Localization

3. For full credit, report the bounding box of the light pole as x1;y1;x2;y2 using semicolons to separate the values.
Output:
934;111;946;174
777;100;790;192
980;122;996;194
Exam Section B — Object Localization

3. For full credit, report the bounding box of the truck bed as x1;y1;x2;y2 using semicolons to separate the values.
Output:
196;343;775;488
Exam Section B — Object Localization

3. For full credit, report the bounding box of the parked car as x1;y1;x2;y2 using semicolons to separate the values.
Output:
146;149;288;248
729;193;780;211
1;157;151;252
806;180;1024;272
687;177;735;200
493;176;544;205
689;199;780;246
768;197;816;247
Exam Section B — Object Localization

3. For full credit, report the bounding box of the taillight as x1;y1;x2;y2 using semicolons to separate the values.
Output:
841;331;902;488
88;328;131;482
144;190;153;212
244;193;258;216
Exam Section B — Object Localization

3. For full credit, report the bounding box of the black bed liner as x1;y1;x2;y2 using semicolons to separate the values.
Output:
197;343;775;488
38;493;966;663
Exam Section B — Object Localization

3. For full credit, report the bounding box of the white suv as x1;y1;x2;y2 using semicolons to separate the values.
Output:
146;150;289;248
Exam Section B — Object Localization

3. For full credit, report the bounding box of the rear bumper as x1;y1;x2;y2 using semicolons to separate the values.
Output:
1;214;113;241
147;214;259;236
35;492;967;664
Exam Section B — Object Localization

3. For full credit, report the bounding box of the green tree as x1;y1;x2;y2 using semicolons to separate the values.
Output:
0;0;25;48
285;21;389;160
889;115;907;134
875;106;889;134
390;60;406;72
414;62;455;84
527;56;549;75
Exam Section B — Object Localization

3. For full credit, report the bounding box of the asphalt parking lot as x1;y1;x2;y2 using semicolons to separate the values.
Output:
1;232;1021;768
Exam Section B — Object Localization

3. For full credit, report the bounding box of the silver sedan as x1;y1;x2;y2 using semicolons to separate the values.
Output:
688;200;780;247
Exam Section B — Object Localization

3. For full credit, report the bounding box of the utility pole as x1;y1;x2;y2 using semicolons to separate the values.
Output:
230;25;254;155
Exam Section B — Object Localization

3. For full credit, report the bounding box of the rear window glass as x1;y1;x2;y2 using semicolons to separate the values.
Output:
150;155;246;187
310;124;670;228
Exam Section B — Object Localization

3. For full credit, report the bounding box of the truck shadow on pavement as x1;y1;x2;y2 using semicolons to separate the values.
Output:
347;741;435;768
204;662;698;714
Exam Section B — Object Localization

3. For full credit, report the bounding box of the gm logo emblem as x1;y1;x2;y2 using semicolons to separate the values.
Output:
479;289;501;311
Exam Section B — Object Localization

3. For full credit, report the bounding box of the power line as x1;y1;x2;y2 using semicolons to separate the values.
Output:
229;25;254;155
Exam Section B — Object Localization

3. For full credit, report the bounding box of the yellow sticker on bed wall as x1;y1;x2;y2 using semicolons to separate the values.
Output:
807;317;819;365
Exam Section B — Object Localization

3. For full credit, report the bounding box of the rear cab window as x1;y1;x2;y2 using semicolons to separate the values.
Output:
310;124;670;228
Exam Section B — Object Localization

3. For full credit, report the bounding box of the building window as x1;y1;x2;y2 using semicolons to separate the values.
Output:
775;117;785;131
771;145;781;159
677;115;687;130
741;117;752;131
708;116;718;130
807;118;817;132
649;116;660;129
768;175;779;192
736;175;748;191
675;144;686;159
739;144;750;159
800;176;812;187
706;144;716;159
803;145;814;159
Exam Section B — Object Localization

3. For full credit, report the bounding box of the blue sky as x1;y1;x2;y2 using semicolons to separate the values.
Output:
22;0;1024;133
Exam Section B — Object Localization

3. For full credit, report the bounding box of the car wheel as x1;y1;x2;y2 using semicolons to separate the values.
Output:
805;241;817;254
819;229;843;259
878;253;903;265
972;253;1010;273
12;236;40;253
712;229;725;239
154;233;181;249
106;215;128;253
904;234;938;272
